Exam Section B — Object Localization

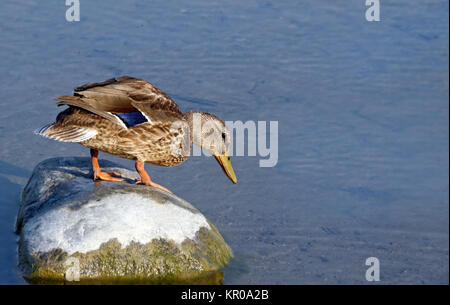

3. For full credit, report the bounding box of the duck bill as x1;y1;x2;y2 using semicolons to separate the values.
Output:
214;155;237;184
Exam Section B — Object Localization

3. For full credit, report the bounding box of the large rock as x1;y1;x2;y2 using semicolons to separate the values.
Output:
16;157;232;284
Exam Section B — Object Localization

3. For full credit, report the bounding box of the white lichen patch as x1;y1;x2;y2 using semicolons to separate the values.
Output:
23;193;211;255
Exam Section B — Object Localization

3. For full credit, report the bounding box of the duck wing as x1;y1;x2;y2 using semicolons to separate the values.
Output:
54;76;183;128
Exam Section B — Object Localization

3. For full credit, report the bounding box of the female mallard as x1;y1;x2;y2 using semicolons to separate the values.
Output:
36;76;237;193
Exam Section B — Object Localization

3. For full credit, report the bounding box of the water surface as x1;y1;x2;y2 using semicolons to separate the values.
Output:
0;0;448;284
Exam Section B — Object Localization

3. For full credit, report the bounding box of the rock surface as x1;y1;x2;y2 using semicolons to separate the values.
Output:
16;157;232;284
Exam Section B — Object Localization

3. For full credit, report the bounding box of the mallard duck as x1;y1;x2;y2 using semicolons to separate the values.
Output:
36;76;237;193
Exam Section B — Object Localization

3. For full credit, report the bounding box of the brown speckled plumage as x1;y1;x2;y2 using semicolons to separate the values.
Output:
54;107;189;166
39;76;191;166
36;76;238;189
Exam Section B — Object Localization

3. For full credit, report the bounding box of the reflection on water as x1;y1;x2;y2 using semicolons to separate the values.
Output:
26;271;224;285
0;0;448;284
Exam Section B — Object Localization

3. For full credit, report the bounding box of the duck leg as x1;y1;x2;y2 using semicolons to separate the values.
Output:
90;149;123;182
135;161;172;193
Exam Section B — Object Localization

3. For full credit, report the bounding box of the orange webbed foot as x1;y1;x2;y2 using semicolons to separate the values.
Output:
94;171;123;182
136;179;172;193
134;160;172;193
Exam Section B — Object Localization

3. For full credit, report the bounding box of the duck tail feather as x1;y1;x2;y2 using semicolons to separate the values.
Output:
34;123;98;143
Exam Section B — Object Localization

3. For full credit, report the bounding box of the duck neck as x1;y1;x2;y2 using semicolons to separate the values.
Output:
182;110;204;146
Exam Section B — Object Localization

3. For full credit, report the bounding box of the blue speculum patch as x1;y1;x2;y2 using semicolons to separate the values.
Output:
116;112;148;127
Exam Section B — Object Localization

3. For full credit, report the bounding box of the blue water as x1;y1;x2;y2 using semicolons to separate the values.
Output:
0;0;448;284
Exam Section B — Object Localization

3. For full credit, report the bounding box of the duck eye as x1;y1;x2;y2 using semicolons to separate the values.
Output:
221;133;226;141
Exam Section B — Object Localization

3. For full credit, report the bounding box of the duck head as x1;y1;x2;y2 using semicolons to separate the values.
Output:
183;111;237;184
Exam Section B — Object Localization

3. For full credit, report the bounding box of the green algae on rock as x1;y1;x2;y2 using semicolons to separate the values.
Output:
16;157;232;284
